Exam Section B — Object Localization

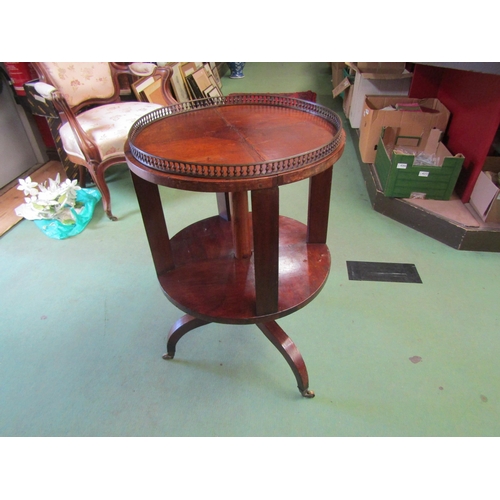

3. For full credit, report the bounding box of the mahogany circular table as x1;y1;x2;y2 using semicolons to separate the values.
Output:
125;94;345;397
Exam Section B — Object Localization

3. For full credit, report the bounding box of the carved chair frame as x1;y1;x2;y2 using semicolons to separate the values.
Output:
32;62;177;220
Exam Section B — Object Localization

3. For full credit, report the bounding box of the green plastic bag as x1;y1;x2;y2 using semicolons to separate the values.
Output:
34;188;102;240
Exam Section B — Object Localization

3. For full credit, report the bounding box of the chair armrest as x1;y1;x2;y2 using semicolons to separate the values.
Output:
149;65;178;105
128;62;157;77
50;89;102;165
116;62;178;105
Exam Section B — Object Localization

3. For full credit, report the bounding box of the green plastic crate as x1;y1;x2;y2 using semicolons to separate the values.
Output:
374;127;464;200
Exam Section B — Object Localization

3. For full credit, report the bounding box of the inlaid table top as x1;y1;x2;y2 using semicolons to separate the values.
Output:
126;94;344;191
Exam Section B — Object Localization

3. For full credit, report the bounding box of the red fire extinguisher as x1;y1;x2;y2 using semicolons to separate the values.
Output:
3;62;37;96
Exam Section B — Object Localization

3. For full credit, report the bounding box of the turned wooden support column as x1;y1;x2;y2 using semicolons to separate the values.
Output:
230;191;252;259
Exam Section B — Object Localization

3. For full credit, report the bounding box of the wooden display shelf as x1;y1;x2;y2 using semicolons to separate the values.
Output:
159;214;330;324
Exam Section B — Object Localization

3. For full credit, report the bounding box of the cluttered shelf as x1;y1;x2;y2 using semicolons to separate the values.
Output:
358;151;500;252
332;62;500;252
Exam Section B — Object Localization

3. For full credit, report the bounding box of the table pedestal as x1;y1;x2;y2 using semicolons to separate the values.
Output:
131;172;333;397
163;315;314;397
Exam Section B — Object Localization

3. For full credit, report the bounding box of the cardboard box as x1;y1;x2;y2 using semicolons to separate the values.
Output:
332;77;350;98
332;65;356;118
344;62;413;128
359;96;451;164
343;83;353;118
375;127;464;200
469;171;500;223
331;63;346;89
353;62;409;77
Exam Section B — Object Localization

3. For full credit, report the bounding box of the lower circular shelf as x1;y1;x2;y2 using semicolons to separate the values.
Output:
157;215;331;324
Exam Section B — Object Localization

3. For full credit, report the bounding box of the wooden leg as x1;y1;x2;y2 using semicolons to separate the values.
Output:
216;192;231;221
78;165;87;187
163;314;210;360
251;187;279;316
257;321;315;398
307;166;333;243
131;171;175;278
88;164;117;221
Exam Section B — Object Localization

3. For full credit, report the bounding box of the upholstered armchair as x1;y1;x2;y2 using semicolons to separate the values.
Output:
31;62;177;220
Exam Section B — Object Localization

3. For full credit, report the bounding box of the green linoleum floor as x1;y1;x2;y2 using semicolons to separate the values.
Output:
1;63;499;438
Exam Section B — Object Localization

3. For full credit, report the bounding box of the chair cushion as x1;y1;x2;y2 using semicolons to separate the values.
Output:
59;102;162;162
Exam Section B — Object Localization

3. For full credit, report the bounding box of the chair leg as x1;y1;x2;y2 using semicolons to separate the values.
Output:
87;164;117;221
78;165;87;187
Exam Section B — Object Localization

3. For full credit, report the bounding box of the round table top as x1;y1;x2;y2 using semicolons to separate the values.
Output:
126;94;345;192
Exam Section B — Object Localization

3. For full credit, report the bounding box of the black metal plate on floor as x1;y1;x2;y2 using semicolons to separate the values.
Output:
346;261;422;283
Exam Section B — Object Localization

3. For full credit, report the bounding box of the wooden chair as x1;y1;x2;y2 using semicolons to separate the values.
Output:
31;62;177;220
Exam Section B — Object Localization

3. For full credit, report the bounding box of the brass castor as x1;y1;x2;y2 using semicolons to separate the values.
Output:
301;389;315;398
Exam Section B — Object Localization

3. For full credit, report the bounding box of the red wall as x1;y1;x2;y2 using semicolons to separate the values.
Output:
410;64;500;202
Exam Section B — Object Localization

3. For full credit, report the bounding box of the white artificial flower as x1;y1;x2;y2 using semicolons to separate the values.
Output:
49;173;61;188
61;178;80;190
15;174;82;223
15;202;41;220
37;184;60;202
57;207;76;224
17;177;39;196
59;179;81;205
